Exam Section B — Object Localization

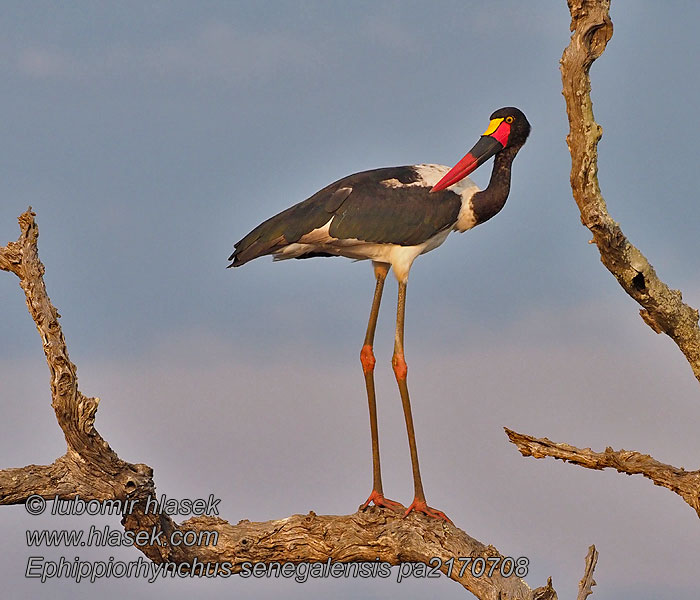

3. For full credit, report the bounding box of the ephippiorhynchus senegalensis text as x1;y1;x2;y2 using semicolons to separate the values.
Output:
229;107;531;521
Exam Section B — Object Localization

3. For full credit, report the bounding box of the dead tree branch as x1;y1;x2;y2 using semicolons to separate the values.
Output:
505;428;700;518
508;0;700;524
0;207;572;598
576;546;598;600
561;0;700;382
0;209;154;504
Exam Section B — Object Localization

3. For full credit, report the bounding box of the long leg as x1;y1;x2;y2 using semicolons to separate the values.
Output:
360;262;403;511
392;280;451;522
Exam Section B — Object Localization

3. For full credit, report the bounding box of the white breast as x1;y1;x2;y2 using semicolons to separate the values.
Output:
272;164;480;282
412;164;479;232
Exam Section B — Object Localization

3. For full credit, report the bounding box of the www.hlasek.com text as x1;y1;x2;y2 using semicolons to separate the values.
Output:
26;524;218;548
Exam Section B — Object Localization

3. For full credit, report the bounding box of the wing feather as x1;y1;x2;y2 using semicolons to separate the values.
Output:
229;166;461;266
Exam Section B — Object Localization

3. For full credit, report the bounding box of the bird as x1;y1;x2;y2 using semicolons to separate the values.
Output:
229;107;531;522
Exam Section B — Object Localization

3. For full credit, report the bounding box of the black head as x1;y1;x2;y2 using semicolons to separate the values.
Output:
488;107;531;149
431;106;530;192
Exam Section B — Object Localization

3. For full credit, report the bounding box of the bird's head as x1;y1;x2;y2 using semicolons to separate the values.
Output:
431;107;531;192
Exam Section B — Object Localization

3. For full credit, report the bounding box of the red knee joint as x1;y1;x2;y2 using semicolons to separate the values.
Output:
360;344;376;374
392;353;407;380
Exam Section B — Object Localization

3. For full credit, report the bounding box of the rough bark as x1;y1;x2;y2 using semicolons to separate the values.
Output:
506;428;700;518
561;0;700;382
507;0;700;525
0;208;579;598
576;546;598;600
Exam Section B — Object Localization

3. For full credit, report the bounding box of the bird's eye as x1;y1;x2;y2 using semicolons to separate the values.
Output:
505;116;514;124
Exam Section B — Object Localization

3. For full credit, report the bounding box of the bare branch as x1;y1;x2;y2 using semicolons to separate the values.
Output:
576;545;598;600
0;208;566;598
123;509;548;599
561;0;700;382
505;428;700;518
0;208;153;505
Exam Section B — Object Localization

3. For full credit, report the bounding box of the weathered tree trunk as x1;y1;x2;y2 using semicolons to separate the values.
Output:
508;0;700;520
1;209;572;598
561;0;700;382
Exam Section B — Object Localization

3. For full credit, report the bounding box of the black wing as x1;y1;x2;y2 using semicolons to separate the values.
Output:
229;166;461;267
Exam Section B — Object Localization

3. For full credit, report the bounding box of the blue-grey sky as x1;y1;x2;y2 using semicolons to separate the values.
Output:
1;2;699;599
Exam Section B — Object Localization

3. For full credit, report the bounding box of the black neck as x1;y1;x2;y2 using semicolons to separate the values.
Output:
471;144;520;225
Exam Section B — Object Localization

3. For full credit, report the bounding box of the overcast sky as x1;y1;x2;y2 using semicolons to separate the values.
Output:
1;1;699;599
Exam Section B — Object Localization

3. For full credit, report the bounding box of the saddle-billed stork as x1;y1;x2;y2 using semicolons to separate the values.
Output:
229;107;531;521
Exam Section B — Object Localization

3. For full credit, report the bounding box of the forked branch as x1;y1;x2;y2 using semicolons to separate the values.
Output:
506;428;700;518
508;0;700;523
0;207;577;598
561;0;700;382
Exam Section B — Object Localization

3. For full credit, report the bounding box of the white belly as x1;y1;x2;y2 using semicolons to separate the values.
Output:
274;222;451;283
270;162;480;282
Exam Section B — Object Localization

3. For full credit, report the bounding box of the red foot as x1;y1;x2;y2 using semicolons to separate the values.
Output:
392;352;407;380
360;489;405;511
360;344;376;374
403;498;452;523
